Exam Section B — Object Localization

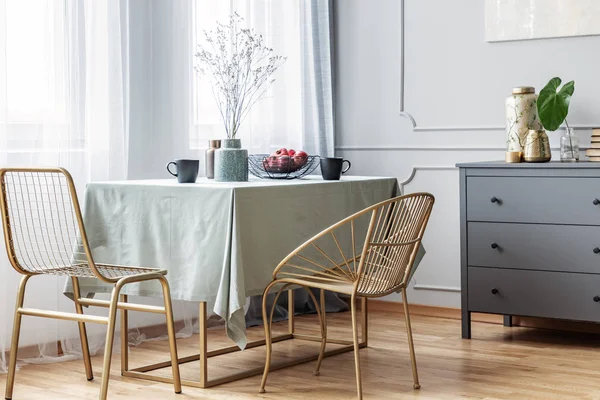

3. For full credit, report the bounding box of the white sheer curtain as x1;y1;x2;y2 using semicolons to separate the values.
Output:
190;0;337;331
0;0;335;373
0;0;129;372
191;0;335;156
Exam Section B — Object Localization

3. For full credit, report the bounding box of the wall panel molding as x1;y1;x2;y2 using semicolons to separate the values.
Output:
411;283;461;292
399;165;457;190
397;0;598;133
402;166;460;293
336;146;581;152
337;146;506;151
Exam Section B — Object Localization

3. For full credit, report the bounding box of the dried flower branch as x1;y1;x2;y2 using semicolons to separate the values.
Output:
194;13;286;139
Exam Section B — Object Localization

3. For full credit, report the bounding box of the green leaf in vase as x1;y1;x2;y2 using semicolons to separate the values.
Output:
537;77;575;131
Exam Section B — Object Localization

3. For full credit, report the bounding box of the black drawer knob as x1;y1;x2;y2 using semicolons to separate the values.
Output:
491;288;499;295
491;243;499;249
594;199;600;206
490;197;499;203
594;296;600;303
594;248;600;254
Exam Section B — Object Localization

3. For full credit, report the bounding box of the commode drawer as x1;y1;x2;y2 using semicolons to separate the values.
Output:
468;267;600;322
466;176;600;225
467;222;600;274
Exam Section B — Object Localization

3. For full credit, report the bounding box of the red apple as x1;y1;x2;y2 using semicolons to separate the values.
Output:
278;155;291;170
274;148;288;156
295;150;308;158
264;155;279;171
288;149;296;157
292;155;307;168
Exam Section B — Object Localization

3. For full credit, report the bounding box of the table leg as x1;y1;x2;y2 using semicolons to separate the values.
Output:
288;289;295;335
199;301;208;387
503;315;513;327
124;296;369;389
361;297;368;346
120;294;129;375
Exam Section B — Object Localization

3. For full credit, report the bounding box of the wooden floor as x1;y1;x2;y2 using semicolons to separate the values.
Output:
4;308;600;399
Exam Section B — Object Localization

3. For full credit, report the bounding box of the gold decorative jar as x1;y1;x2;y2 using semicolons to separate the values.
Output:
505;151;522;163
523;129;551;163
505;86;542;153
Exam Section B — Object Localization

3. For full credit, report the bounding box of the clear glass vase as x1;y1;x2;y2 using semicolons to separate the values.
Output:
560;128;579;162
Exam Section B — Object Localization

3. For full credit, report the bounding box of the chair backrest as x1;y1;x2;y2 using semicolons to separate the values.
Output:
356;193;434;296
0;167;102;279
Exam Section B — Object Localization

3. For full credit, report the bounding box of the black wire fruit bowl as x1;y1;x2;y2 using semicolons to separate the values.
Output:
248;154;320;179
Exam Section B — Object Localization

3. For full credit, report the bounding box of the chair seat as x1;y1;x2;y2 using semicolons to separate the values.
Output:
40;263;165;279
275;276;356;295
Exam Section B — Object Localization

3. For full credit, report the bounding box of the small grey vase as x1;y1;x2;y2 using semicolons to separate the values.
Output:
214;138;248;182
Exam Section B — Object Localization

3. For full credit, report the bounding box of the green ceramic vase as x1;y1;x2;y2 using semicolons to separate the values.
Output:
214;139;248;182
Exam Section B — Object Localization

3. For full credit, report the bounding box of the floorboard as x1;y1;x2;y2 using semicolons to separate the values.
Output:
3;309;600;399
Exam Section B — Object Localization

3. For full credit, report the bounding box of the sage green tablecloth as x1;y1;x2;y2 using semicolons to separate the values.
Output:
64;176;424;349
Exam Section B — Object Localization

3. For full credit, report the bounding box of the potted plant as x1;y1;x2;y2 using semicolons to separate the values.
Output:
194;13;286;181
537;77;577;162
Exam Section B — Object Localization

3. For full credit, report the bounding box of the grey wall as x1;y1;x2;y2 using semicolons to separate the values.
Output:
334;0;600;307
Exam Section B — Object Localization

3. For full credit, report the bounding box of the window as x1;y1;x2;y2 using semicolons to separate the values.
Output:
1;0;83;152
191;0;303;153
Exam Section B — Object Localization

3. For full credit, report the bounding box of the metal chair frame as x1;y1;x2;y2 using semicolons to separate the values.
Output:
0;167;182;400
259;193;435;400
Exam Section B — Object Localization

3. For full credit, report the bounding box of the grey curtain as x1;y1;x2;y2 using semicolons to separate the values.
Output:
300;0;335;157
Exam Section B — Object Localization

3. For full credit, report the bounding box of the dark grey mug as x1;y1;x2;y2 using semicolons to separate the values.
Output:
320;157;351;180
167;159;199;183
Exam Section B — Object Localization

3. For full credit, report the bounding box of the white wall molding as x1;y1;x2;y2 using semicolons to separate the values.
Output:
397;0;415;128
397;0;598;133
337;145;506;151
399;165;457;192
402;166;460;294
405;124;598;133
411;282;461;293
336;145;579;152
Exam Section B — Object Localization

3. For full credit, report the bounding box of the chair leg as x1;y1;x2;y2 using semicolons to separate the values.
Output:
5;275;30;400
294;287;325;377
99;286;121;400
72;277;94;381
313;288;327;376
350;294;363;400
259;283;273;393
402;289;420;390
159;276;182;394
259;281;288;394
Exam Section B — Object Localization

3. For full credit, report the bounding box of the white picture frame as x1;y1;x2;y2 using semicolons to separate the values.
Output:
485;0;600;42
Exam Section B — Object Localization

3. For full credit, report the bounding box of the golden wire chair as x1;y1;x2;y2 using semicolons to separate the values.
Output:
0;167;182;400
259;193;434;400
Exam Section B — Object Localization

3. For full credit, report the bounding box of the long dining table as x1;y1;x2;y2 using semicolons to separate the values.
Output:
63;175;424;388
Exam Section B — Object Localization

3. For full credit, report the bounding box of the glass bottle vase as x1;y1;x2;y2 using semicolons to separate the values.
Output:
560;128;579;162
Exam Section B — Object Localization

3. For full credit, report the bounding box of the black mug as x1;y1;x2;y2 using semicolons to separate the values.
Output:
167;159;199;183
320;157;351;180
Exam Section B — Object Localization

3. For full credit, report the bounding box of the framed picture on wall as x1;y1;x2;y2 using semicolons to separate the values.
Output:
485;0;600;42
